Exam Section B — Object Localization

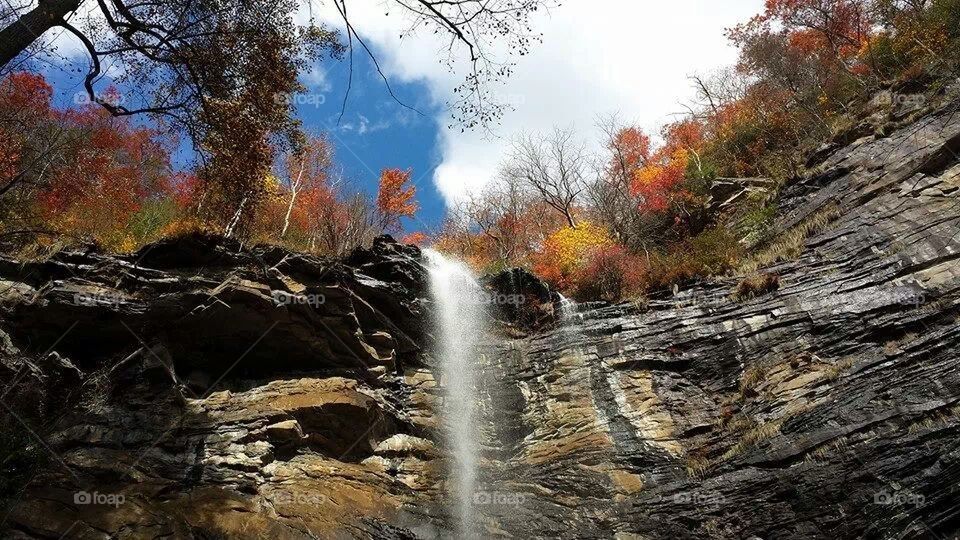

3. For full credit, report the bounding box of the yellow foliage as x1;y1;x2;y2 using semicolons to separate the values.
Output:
534;221;612;288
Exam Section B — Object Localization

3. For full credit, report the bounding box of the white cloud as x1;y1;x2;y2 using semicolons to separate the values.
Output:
301;64;333;93
337;113;391;135
310;0;766;207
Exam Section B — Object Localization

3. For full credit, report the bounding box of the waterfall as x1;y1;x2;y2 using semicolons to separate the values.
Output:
423;249;485;538
557;293;582;325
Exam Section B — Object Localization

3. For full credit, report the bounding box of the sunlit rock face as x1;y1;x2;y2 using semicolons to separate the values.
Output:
3;95;960;539
468;99;960;538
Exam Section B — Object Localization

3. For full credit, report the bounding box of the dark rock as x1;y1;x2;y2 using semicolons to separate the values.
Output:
482;267;557;331
130;231;246;270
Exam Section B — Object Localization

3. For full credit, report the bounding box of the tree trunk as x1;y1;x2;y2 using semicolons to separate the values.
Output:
280;161;305;238
224;196;249;239
0;0;83;68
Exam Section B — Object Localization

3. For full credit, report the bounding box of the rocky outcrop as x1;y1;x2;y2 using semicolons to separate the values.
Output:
482;268;558;332
3;91;960;538
0;233;449;538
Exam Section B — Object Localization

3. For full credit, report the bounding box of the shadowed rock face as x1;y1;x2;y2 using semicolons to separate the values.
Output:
2;94;960;539
0;234;448;538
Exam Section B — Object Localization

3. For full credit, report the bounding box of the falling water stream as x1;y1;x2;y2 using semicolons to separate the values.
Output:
423;249;486;538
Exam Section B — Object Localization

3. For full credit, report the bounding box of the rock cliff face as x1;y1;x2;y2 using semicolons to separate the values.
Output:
0;235;450;538
2;94;960;539
471;95;960;538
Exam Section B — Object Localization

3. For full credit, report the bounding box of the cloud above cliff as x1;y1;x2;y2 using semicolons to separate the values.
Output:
42;0;764;208
307;0;765;207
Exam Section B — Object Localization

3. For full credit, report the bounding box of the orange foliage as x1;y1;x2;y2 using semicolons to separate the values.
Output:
376;168;418;232
401;232;429;245
630;120;704;213
607;127;651;180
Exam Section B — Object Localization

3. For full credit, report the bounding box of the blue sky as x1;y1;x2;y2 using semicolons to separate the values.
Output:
289;51;448;233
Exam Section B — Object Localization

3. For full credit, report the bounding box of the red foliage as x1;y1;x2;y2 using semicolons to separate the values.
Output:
573;244;647;301
171;173;203;210
0;72;175;249
0;71;52;114
0;130;21;181
38;102;170;224
293;183;340;233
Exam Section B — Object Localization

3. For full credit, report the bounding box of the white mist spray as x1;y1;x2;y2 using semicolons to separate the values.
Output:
557;293;584;328
423;249;485;538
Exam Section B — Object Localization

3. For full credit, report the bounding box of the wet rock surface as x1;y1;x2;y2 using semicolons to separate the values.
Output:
2;97;960;538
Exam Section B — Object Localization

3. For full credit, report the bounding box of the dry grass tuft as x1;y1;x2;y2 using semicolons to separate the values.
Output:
732;272;781;301
685;455;711;479
739;365;769;398
721;419;784;460
823;357;857;381
740;204;841;274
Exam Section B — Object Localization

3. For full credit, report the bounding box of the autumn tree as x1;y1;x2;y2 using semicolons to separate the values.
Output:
300;182;376;256
586;117;651;252
0;72;175;250
279;135;334;238
727;0;885;124
632;119;705;214
462;178;535;266
533;220;611;290
0;72;58;204
501;127;587;228
376;168;418;233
